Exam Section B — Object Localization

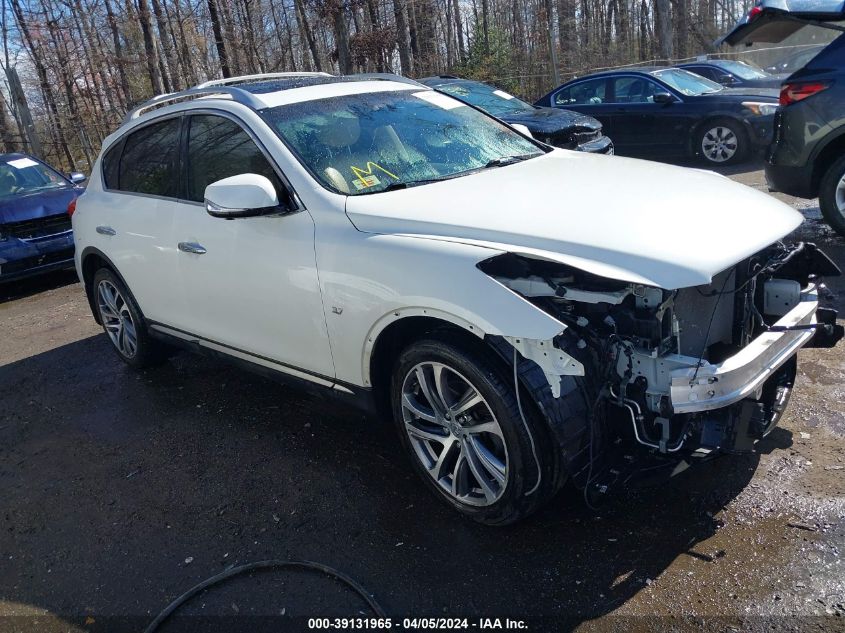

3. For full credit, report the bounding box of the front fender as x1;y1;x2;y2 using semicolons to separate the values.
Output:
315;231;573;387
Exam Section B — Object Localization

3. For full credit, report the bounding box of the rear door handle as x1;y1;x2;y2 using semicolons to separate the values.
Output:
96;225;116;236
177;241;207;255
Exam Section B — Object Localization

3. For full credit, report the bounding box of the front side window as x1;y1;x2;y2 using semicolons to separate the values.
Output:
261;89;543;195
434;81;536;117
0;156;69;199
185;115;285;203
554;79;607;106
118;118;181;197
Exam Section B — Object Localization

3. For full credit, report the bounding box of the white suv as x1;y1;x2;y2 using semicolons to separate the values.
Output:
73;72;842;524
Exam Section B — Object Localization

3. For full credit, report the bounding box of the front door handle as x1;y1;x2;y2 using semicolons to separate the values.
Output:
96;225;116;236
178;241;207;255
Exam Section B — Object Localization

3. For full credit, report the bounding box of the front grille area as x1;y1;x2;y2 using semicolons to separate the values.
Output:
2;214;72;241
544;128;601;149
572;129;601;145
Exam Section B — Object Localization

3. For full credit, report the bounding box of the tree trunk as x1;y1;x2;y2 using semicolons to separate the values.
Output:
207;0;232;77
654;0;673;61
136;0;165;93
452;0;465;63
392;0;413;74
104;0;133;105
333;5;353;74
151;0;180;89
294;0;322;72
9;0;74;167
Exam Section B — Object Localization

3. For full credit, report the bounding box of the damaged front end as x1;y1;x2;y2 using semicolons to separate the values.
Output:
480;242;843;487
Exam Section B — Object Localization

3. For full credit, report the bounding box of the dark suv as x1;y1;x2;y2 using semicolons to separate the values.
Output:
722;0;845;235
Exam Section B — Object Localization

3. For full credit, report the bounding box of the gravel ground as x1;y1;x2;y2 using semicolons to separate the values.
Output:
0;162;843;633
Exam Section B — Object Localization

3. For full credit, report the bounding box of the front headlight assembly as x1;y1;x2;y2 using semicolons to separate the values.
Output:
742;101;778;116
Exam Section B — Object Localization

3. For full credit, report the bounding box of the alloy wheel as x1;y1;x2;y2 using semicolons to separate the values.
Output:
400;361;508;507
836;172;845;215
701;126;738;163
97;280;138;358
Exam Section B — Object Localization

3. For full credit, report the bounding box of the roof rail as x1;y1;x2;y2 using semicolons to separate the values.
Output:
195;72;332;88
123;86;266;124
350;72;427;87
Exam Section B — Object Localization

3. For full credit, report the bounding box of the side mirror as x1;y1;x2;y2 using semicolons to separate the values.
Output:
204;173;287;219
652;92;677;104
69;172;87;184
510;123;534;139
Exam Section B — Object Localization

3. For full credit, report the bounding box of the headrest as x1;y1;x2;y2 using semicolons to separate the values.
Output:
318;113;360;149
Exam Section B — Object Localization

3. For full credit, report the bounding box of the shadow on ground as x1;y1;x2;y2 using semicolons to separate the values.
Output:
0;269;78;305
0;332;791;632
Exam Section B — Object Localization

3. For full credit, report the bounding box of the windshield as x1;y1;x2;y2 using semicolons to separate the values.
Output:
717;60;769;79
652;68;723;95
262;89;543;195
432;81;537;117
0;157;69;199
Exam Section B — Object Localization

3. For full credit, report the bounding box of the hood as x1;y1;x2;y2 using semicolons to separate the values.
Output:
501;107;602;135
0;187;77;224
741;77;787;89
345;152;802;290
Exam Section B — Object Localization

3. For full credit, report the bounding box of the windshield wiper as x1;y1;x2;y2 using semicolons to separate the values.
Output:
484;153;540;168
358;178;443;195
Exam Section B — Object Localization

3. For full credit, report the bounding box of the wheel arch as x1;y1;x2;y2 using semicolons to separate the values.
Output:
365;310;486;420
80;247;130;325
811;129;845;194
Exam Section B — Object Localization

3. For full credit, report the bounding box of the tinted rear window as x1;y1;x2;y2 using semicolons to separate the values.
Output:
116;118;181;197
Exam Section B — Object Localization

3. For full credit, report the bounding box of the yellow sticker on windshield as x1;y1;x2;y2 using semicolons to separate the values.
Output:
352;175;381;190
350;162;399;188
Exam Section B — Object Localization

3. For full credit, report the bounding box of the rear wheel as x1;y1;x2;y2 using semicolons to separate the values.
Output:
92;268;169;369
819;154;845;237
697;118;749;166
391;335;560;525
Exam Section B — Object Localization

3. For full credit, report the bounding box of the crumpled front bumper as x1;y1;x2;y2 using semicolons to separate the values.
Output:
670;283;837;414
0;231;75;283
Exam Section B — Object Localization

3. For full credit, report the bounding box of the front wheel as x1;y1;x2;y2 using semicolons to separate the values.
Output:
390;336;559;525
697;119;749;166
819;154;845;237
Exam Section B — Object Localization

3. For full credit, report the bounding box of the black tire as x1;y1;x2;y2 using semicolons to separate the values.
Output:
390;334;561;525
819;153;845;237
696;118;749;166
92;267;170;369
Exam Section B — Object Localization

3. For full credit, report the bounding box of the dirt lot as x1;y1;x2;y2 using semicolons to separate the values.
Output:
1;162;844;633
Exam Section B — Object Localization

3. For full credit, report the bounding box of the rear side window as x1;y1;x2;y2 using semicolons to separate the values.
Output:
101;141;122;189
185;115;285;203
117;118;181;197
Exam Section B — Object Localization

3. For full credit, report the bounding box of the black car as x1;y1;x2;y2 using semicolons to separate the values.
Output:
721;0;845;235
536;67;780;165
419;76;614;153
676;59;787;89
0;153;85;283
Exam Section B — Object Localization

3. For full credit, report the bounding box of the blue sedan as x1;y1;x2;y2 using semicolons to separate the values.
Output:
0;153;85;283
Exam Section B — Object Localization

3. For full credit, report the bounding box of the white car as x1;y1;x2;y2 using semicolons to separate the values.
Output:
72;72;842;525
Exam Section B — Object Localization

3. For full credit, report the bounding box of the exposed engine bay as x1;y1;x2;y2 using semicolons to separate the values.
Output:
480;242;843;470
